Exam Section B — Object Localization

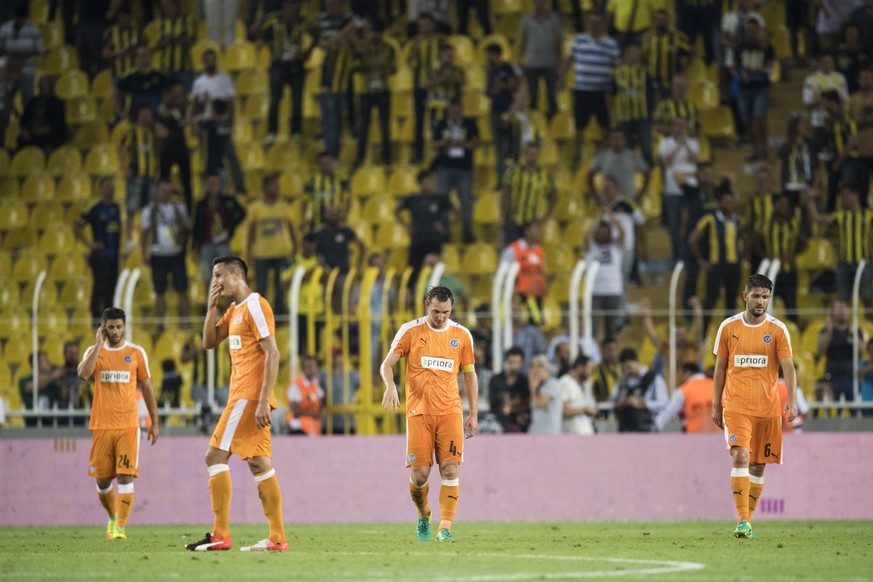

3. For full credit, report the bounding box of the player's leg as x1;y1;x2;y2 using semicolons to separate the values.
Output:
723;411;753;537
748;416;783;525
243;453;288;551
112;427;142;540
434;414;464;542
90;431;117;536
94;477;117;540
748;463;765;522
407;415;436;541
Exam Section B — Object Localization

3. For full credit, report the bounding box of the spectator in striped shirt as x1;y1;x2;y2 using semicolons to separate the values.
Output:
0;4;44;132
561;11;620;163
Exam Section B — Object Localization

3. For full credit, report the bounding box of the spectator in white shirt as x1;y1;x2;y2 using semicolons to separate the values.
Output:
527;355;563;434
586;213;626;342
559;354;598;435
658;117;699;263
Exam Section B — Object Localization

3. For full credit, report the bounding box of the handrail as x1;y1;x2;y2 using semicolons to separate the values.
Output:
668;261;685;391
122;268;141;341
568;260;587;360
852;260;867;406
502;261;520;358
491;260;510;373
113;268;130;310
287;265;307;379
581;261;600;343
31;270;48;410
765;259;781;315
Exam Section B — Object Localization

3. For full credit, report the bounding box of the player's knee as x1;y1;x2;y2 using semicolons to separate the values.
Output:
204;447;226;466
731;447;750;466
410;466;430;486
439;461;459;480
246;456;273;475
116;475;134;485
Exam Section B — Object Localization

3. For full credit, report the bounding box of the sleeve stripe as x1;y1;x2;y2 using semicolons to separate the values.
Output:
128;342;152;379
712;317;731;356
771;318;794;357
389;319;420;353
248;294;271;339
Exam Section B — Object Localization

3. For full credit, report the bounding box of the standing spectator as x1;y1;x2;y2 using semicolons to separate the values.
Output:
562;10;620;162
683;165;727;303
312;205;365;275
353;18;395;167
432;99;479;243
303;152;350;232
319;349;360;433
407;13;446;163
776;115;820;209
517;0;562;120
732;15;774;162
456;0;490;36
316;0;355;158
658;116;699;263
588;129;650;202
720;0;763;141
396;169;454;285
500;141;556;244
510;302;547;374
803;52;848;144
260;0;316;146
817;300;863;404
285;354;325;435
485;43;520;182
151;0;197;91
101;4;141;78
559;354;598;435
202;0;240;47
489;346;531;433
641;9;690;100
502;220;547;315
527;354;562;434
115;47;168;119
820;90;858;212
743;166;776;269
689;189;743;331
652;74;699;135
76;176;122;321
407;0;451;36
613;43;654;164
141;181;191;333
191;174;246;286
612;347;668;432
858;338;873;414
156;81;193;211
592;337;620;403
675;0;721;65
805;184;873;309
761;194;805;321
836;24;870;95
424;43;466;127
190;48;245;194
159;359;182;407
585;214;625;341
815;0;854;55
76;0;121;76
120;104;160;250
18;351;62;427
505;87;546;163
609;0;657;47
0;2;44;131
17;76;67;153
654;362;719;432
847;67;873;202
247;174;297;315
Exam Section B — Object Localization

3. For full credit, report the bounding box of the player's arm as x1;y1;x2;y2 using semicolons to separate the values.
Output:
639;297;665;353
780;357;798;423
712;356;728;428
255;335;280;430
202;281;229;349
380;352;402;412
77;325;105;380
138;378;160;444
462;367;478;438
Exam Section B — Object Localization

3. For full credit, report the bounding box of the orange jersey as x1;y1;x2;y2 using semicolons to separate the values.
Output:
83;341;151;430
714;312;793;417
217;293;278;407
390;317;475;417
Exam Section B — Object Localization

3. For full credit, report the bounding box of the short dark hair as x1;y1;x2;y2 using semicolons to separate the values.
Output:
425;286;454;305
504;346;524;361
716;188;734;201
262;173;279;188
486;43;502;55
213;255;249;279
822;89;841;103
302;232;317;244
619;348;638;363
745;274;773;292
63;340;78;350
572;354;591;369
417;11;434;22
681;362;701;375
417;169;433;183
102;307;126;323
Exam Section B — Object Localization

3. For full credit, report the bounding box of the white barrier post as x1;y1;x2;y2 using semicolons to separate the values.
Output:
668;261;685;392
766;259;781;315
491;261;510;373
287;265;307;380
756;258;771;275
852;260;867;407
427;261;445;291
502;262;520;356
568;260;587;360
31;270;47;411
123;268;141;342
113;268;130;310
581;261;600;344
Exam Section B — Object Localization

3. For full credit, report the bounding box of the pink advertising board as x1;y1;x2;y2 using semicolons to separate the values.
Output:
1;433;871;526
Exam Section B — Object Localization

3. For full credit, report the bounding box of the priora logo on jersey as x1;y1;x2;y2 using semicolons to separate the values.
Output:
421;356;454;371
735;355;768;367
763;335;772;344
229;335;242;350
450;339;459;348
100;371;131;383
124;355;132;363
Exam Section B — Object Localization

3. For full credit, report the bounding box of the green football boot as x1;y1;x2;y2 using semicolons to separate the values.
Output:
416;514;432;542
435;528;455;543
734;520;753;539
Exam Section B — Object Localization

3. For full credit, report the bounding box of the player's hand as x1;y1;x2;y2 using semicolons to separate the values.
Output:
464;412;478;439
147;423;159;445
255;400;272;429
712;404;723;429
784;400;798;423
382;386;400;412
95;324;106;345
208;278;221;310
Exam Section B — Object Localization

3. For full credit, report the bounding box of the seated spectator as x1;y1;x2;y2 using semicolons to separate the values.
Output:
527;354;562;434
731;15;774;162
612;347;668;432
115;46;168;119
159;359;182;407
318;350;360;434
643;9;690;100
858;338;873;416
0;4;43;132
559;354;598;435
510;302;547;374
654;362;719;432
19;351;62;427
18;76;67;153
286;354;325;435
121;105;160;250
501;220;547;315
588;129;650;203
585;215;625;341
192;174;247;287
817;300;863;404
396;169;453;286
489;346;531;433
612;43;654;164
315;0;355;158
303;152;350;232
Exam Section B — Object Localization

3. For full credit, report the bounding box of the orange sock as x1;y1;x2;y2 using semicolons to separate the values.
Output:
748;475;764;521
208;464;232;540
438;479;459;531
255;469;286;544
116;483;134;527
409;478;431;518
731;468;750;523
97;484;116;519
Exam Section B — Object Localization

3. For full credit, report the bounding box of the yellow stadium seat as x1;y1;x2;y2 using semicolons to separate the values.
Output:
41;46;80;76
545;242;574;273
110;120;130;147
236;68;268;96
225;41;256;72
440;243;462;273
30;0;49;22
0;177;18;198
237;144;265;171
191;40;222;70
12;249;48;283
47;145;83;176
0;200;28;230
0;148;8;175
362;195;396;225
41;20;64;51
476;33;512;63
700;106;735;139
689;80;719;111
66;95;97;124
561;220;588;250
244;93;269;121
3;227;37;250
0;278;19;309
278;171;304;197
56;69;90;100
351;166;386;198
39;225;75;255
448;35;475;67
492;0;523;15
796;238;837;270
31;205;65;231
74;121;109;150
154;330;193;361
387;166;421;197
20;175;55;203
549;110;576;142
771;26;791;60
266;142;302;172
769;60;781;84
473;192;501;226
58;174;92;202
459;242;497;275
50;254;85;282
38;306;70;337
462;91;489;117
540;218;561;246
91;69;115;100
375;222;410;250
0;308;30;342
84;144;121;175
9;146;45;177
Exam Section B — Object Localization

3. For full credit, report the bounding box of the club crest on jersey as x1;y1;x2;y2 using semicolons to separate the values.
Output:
408;454;416;463
235;315;242;324
450;339;459;348
124;355;132;363
763;335;772;344
729;435;737;443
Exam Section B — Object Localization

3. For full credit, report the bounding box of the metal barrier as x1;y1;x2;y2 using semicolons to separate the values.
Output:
852;260;868;404
490;260;511;373
29;270;48;410
568;260;587;361
667;261;685;392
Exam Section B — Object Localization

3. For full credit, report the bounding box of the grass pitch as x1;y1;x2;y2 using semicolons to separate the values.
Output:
1;521;871;581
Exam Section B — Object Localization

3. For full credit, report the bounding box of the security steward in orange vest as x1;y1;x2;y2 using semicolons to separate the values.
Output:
653;362;720;432
501;220;547;320
285;354;325;435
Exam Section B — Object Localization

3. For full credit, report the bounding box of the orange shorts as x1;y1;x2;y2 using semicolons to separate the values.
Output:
723;410;783;465
88;428;141;479
210;399;272;460
406;413;463;468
